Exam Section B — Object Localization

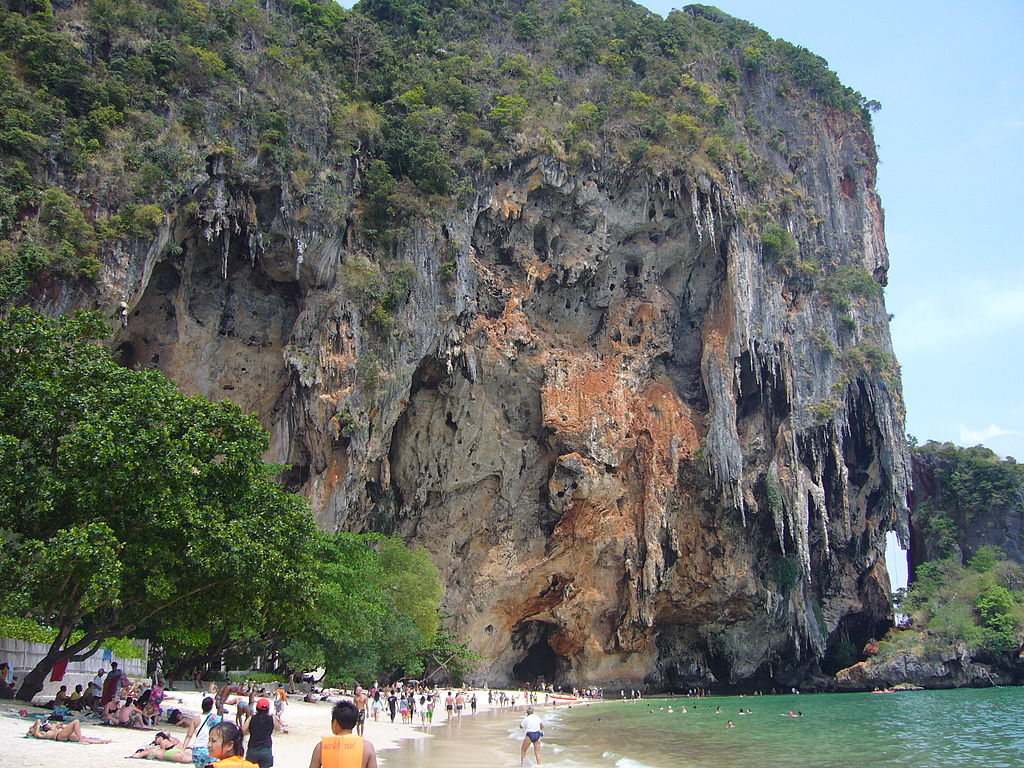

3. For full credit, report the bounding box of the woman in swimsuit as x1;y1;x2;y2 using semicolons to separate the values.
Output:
28;719;111;744
130;734;193;763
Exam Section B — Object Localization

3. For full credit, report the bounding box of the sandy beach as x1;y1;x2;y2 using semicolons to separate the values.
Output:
0;687;561;768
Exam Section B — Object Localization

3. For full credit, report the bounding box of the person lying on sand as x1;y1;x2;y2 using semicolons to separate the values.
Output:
129;732;193;763
27;719;111;744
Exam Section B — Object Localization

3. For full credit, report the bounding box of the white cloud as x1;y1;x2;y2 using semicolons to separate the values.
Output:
968;117;1024;150
958;424;1022;445
890;273;1024;354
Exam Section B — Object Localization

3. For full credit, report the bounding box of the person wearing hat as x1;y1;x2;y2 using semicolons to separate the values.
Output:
242;698;275;768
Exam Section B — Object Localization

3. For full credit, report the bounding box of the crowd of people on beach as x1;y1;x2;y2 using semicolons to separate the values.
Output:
6;652;594;768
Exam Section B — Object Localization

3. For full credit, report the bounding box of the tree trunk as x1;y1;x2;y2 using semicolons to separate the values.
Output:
15;651;63;702
15;634;104;702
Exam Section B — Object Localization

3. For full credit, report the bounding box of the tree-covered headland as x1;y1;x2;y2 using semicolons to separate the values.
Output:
1;0;878;304
870;443;1024;675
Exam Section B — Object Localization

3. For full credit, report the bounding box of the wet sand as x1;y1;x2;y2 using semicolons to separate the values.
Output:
0;687;552;768
378;706;540;768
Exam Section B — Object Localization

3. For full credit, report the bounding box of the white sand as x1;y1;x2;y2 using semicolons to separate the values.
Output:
0;687;547;768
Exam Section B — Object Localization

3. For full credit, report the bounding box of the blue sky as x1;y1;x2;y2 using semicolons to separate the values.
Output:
637;0;1024;461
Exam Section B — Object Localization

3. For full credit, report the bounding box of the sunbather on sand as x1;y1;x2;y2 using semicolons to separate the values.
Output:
27;719;111;744
129;732;193;762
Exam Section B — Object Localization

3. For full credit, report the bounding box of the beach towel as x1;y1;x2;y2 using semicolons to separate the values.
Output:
50;660;69;682
101;675;117;705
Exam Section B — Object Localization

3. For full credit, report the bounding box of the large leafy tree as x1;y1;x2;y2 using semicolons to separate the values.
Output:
280;532;444;684
0;309;317;700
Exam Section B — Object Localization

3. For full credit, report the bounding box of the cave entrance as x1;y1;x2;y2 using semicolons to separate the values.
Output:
823;612;888;675
511;620;565;686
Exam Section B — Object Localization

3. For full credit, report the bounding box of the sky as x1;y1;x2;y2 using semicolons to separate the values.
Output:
636;0;1024;462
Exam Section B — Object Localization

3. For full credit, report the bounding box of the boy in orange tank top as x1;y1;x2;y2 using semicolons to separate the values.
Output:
308;700;377;768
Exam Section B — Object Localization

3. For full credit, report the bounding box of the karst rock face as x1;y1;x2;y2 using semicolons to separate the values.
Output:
76;147;907;690
31;6;910;692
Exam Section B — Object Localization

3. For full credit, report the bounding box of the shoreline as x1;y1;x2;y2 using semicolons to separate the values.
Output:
0;686;582;768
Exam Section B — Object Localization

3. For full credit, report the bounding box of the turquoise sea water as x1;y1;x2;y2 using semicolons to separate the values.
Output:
380;687;1024;768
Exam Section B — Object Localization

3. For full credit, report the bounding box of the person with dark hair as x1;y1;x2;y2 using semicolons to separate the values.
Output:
386;689;397;723
207;722;257;767
27;718;111;744
352;685;367;737
308;700;377;768
183;696;221;767
129;732;193;762
0;662;13;699
242;698;275;768
119;696;147;728
102;661;131;705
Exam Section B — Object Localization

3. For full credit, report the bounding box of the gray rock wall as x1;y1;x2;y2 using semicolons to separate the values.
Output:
50;66;910;692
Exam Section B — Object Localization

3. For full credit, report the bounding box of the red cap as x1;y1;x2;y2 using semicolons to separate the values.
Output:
256;698;270;711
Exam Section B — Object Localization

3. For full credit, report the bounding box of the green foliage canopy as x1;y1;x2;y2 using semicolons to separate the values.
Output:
279;532;442;684
0;308;317;699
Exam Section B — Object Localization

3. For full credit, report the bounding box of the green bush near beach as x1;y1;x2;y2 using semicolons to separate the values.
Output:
885;547;1024;658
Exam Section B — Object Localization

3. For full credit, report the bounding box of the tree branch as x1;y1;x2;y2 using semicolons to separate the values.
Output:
120;578;236;636
69;635;108;663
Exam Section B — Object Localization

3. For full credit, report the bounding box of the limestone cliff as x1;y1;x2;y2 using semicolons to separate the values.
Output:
6;0;910;689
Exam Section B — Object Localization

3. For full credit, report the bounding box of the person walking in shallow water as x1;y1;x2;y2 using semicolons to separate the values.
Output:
519;706;544;765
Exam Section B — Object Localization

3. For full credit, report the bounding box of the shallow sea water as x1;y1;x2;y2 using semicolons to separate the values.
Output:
380;687;1024;768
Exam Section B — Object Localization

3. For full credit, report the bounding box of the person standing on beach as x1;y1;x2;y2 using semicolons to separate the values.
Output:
102;661;130;705
353;685;368;736
183;696;221;767
386;689;398;723
308;700;378;768
519;706;544;765
242;698;275;768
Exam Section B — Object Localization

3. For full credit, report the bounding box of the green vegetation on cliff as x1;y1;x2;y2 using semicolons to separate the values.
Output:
911;440;1024;561
0;0;878;304
870;443;1024;671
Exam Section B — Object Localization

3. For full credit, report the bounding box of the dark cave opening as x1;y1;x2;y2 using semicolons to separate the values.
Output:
281;463;310;494
823;612;888;675
115;341;138;369
511;620;564;685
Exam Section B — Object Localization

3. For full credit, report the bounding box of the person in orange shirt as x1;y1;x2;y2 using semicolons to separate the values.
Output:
308;701;377;768
207;722;258;768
